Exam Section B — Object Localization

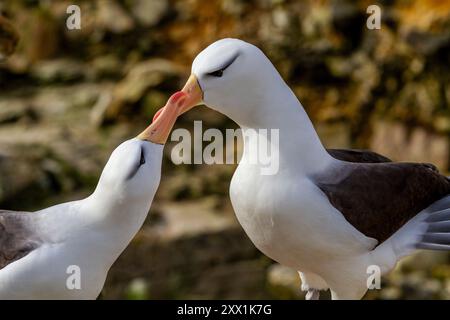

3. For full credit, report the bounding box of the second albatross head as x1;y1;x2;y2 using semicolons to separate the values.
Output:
179;38;289;127
94;92;187;203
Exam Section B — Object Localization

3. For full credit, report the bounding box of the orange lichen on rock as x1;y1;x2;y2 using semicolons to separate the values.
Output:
395;0;450;32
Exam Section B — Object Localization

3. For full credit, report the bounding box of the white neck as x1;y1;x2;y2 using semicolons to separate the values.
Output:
80;191;152;265
238;83;333;175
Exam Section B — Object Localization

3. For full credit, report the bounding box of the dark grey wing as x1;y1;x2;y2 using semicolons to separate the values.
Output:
315;162;450;243
0;210;42;270
327;149;392;163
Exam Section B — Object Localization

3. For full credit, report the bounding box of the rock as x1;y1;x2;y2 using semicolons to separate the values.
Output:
401;277;442;300
302;2;332;38
266;264;301;299
189;260;268;299
0;143;90;209
405;27;450;56
130;0;169;27
0;15;19;59
272;7;290;30
431;265;450;281
434;116;450;133
316;122;351;148
30;83;100;118
116;59;181;102
391;78;445;126
370;121;449;170
444;279;450;299
22;8;61;62
422;279;443;298
97;0;135;34
124;278;150;300
221;0;246;16
141;90;169;118
326;57;354;78
0;146;46;206
90;55;124;79
398;251;449;273
397;0;450;34
0;83;117;205
31;59;88;84
386;271;445;300
349;53;380;103
160;171;198;201
90;89;114;128
98;59;183;124
398;1;450;56
0;99;36;124
330;0;358;26
378;287;401;300
150;199;236;239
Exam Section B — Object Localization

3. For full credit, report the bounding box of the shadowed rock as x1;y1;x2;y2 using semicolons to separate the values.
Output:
0;15;19;59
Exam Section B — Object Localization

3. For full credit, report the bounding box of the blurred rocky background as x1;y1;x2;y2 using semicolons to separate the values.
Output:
0;0;449;299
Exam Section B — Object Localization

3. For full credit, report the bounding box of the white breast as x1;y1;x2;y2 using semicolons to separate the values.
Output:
230;159;376;272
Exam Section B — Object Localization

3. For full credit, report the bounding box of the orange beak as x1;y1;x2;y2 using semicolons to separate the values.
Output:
179;74;203;114
137;74;203;144
137;91;187;144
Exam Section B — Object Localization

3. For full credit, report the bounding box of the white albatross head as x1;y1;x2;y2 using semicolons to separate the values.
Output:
95;138;162;202
175;39;331;172
177;38;290;127
93;92;187;204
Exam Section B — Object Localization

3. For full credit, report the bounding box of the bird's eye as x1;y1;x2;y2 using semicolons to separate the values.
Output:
207;69;224;77
206;54;239;78
139;149;146;166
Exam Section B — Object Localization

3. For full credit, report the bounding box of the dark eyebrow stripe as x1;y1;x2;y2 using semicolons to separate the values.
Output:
221;52;240;70
209;51;240;74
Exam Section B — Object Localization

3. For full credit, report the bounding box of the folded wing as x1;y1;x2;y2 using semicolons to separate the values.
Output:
0;210;42;270
314;162;450;242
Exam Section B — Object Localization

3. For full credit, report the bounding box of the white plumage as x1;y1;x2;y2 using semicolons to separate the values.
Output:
180;38;450;299
0;91;186;299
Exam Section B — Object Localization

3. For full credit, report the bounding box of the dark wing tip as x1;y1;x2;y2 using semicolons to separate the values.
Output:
418;207;450;251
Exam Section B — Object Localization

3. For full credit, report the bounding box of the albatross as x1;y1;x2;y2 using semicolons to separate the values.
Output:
175;38;450;300
0;92;186;299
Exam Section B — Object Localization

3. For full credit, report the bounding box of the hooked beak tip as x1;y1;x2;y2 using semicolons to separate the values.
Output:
137;91;187;144
136;74;203;144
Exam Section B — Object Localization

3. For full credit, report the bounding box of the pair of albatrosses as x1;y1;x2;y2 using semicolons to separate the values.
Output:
1;39;450;300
